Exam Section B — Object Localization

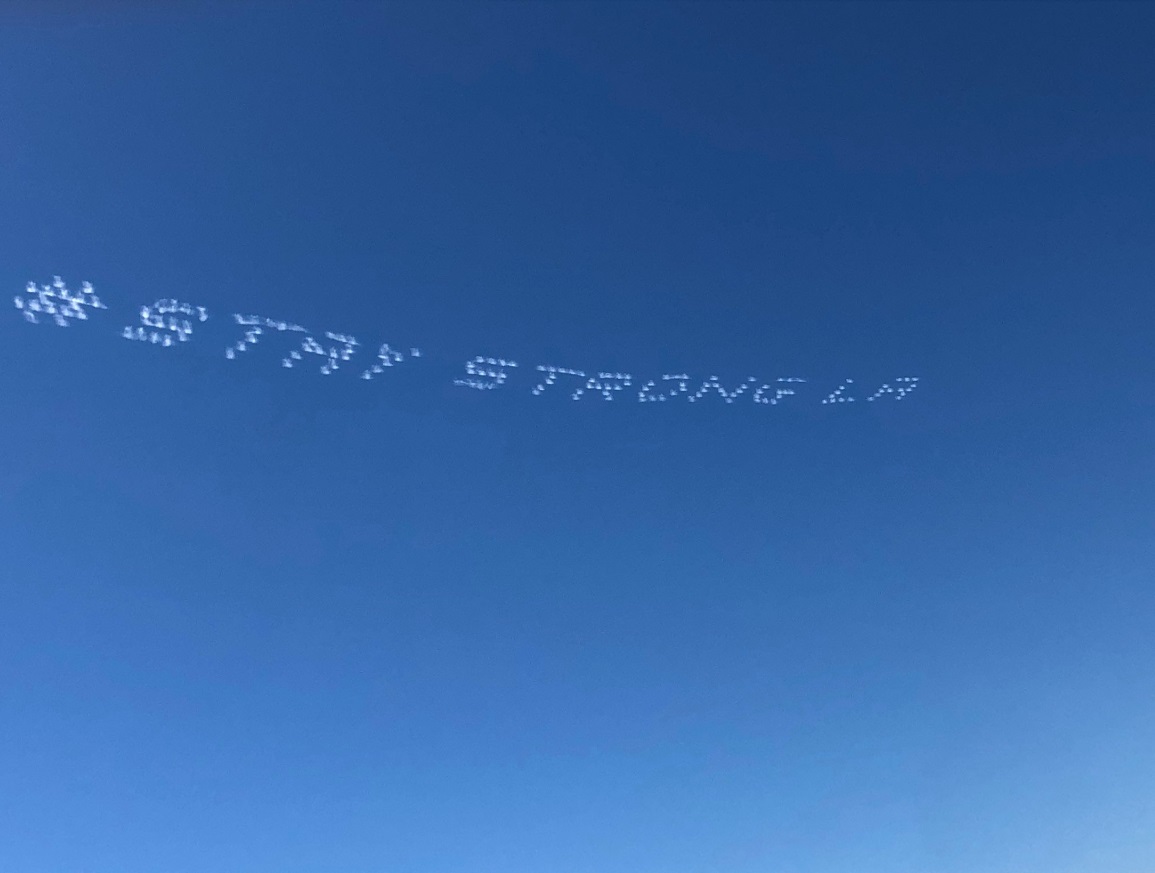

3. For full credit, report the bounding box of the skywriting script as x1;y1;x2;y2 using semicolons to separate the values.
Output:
13;276;921;407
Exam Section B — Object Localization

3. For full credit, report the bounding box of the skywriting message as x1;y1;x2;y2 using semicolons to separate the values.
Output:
13;276;921;407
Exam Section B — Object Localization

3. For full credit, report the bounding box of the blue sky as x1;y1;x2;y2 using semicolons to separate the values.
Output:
1;2;1153;871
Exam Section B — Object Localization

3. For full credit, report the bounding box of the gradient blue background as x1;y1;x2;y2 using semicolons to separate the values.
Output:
1;2;1153;871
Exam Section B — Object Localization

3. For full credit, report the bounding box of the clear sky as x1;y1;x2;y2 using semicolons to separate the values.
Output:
1;2;1153;871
